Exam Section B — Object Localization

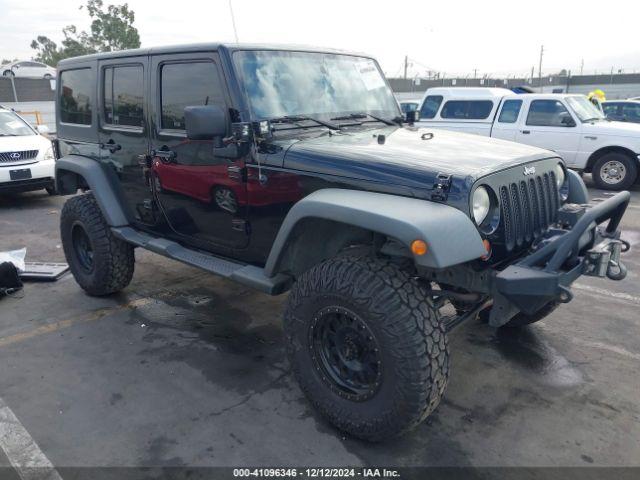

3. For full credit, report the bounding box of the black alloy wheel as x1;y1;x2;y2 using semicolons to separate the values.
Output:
72;222;94;273
309;306;382;401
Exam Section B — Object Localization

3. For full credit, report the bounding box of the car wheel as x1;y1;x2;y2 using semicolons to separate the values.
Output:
45;185;56;196
213;187;238;214
61;193;135;296
2;70;14;77
592;152;638;191
284;256;449;441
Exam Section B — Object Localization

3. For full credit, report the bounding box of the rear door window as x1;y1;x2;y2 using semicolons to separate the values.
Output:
59;68;93;125
498;100;522;123
440;100;493;120
103;65;144;128
419;95;443;119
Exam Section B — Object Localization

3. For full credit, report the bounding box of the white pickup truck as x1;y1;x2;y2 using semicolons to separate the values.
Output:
415;87;640;190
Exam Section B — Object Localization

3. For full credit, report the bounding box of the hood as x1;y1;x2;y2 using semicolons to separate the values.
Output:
281;126;557;190
583;120;640;139
0;134;51;154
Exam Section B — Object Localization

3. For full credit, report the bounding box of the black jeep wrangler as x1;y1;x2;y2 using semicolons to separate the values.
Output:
54;44;630;441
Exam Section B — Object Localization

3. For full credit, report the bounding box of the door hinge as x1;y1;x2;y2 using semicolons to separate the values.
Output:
431;173;452;201
227;165;246;182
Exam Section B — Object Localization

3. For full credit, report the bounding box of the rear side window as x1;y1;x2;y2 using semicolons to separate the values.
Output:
526;100;572;127
160;62;224;130
498;100;522;123
440;100;493;120
622;103;640;121
59;69;93;125
103;65;144;128
419;95;443;119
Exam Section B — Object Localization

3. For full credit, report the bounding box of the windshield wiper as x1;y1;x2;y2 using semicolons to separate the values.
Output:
330;113;396;126
582;117;603;122
0;133;19;137
270;115;339;130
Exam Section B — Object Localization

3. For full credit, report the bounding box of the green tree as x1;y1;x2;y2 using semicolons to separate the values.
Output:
1;58;18;65
31;0;140;66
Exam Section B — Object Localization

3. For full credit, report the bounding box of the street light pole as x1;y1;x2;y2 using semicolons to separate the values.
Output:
538;45;544;93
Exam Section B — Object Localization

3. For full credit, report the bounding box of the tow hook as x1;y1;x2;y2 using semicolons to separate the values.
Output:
584;239;627;281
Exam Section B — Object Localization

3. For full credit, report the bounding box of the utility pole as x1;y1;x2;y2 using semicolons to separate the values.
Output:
530;66;534;84
228;0;239;42
473;68;477;79
580;58;584;75
403;55;408;80
538;45;544;93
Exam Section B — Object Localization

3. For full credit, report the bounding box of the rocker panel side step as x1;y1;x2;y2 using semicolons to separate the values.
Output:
111;226;291;295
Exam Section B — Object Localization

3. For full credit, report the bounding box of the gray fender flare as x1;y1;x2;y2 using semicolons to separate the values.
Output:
567;169;589;204
55;155;131;226
264;188;486;275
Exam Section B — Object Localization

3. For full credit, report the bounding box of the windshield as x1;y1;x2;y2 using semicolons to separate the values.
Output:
565;96;605;122
233;50;400;122
0;111;34;136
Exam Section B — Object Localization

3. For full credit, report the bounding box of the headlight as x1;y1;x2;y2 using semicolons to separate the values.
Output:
43;146;55;161
472;186;491;225
554;163;565;189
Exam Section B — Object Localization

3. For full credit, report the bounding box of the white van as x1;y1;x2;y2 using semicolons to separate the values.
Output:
416;87;640;190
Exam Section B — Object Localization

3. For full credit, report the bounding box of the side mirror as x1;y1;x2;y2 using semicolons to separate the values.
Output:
36;124;50;135
184;105;227;142
560;114;576;127
405;110;418;124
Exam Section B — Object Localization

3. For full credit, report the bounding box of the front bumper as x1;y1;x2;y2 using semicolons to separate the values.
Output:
0;158;55;193
490;191;631;326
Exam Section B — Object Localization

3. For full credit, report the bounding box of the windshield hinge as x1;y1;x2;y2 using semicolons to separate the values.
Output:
431;173;452;201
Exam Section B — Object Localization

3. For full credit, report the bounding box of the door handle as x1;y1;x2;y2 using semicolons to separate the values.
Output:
521;130;531;134
99;140;122;153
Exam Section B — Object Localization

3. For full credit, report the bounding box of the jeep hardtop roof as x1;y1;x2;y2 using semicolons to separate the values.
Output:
57;42;370;67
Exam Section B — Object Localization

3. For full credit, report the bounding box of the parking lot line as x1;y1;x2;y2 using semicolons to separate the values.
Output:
573;283;640;305
0;296;155;349
568;338;640;362
0;397;63;480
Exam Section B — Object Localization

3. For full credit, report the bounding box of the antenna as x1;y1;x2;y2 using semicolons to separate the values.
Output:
229;0;239;43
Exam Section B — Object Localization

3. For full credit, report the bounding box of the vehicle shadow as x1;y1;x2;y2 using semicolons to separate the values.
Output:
0;190;55;209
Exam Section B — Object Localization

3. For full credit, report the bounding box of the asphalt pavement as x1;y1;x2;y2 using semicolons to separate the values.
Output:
0;178;638;477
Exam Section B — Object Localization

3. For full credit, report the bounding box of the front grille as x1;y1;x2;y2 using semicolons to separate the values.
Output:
0;150;39;163
498;170;559;251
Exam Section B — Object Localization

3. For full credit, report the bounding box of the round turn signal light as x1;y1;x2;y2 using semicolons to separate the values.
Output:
411;240;428;256
481;239;492;260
